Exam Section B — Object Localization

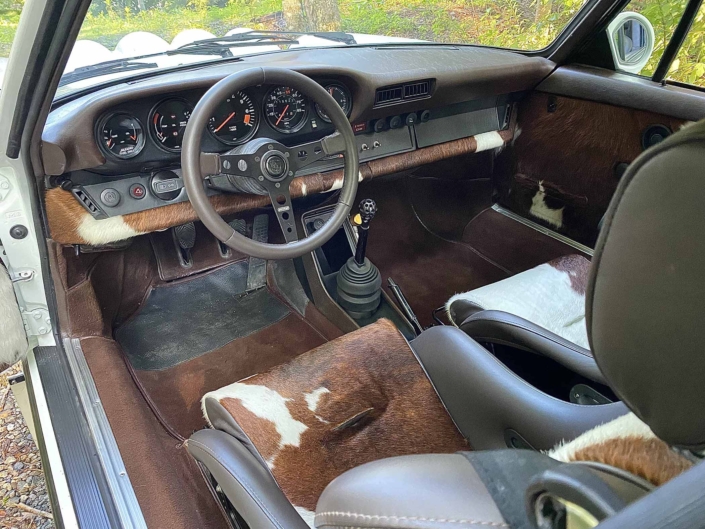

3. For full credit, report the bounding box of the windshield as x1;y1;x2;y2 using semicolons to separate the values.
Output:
53;0;594;96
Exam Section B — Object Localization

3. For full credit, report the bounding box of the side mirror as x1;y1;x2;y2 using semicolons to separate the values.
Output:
607;12;655;74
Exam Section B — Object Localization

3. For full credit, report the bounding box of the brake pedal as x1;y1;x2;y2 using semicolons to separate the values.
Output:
246;214;269;291
173;222;196;268
219;219;247;257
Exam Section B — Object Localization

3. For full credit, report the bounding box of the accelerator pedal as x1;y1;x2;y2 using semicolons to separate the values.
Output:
246;214;269;292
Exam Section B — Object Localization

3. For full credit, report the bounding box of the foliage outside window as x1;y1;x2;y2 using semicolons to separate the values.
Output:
75;0;589;52
668;3;705;86
0;0;23;58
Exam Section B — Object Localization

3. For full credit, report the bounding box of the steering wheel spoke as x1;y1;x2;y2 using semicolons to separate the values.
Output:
263;182;299;243
203;152;261;178
287;132;346;173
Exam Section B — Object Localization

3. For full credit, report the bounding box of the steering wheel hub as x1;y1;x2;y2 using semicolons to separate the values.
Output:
261;150;289;181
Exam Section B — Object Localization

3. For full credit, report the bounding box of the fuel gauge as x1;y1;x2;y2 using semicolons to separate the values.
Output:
99;113;145;159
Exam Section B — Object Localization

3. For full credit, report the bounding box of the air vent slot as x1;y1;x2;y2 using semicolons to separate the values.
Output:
374;79;433;107
403;81;429;99
375;87;403;105
72;188;101;215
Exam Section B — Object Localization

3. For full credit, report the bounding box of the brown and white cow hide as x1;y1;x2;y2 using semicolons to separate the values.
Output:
202;318;468;521
550;413;693;487
447;254;591;349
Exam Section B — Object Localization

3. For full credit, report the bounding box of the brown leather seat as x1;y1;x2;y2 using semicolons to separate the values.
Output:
188;119;705;529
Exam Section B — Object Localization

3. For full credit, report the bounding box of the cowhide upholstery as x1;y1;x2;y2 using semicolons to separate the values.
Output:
201;318;468;526
550;413;693;487
447;254;590;349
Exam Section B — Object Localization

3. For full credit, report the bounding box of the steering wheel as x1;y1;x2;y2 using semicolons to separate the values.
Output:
182;67;359;259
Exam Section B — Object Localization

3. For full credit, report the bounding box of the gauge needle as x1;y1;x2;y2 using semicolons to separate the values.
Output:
215;112;236;133
275;105;290;126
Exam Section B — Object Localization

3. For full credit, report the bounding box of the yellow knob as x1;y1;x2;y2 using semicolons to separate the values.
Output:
353;213;362;226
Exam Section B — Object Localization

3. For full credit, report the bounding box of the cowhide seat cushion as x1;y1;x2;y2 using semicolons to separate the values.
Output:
447;254;591;349
550;412;693;487
201;318;468;525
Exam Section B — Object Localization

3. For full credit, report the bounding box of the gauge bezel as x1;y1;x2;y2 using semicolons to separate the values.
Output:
96;112;146;160
149;98;193;153
207;90;260;146
315;83;352;123
263;85;310;134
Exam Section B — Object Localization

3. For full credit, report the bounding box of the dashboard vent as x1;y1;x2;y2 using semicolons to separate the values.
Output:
403;80;430;99
375;87;403;106
72;187;101;216
374;79;433;107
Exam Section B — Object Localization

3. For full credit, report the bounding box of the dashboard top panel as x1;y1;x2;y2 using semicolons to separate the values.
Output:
42;46;553;175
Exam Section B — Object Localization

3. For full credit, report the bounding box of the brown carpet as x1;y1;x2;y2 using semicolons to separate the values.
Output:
361;177;508;327
80;336;231;529
134;312;328;437
461;208;590;274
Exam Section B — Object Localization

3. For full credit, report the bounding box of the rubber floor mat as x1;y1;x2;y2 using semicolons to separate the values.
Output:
115;261;291;370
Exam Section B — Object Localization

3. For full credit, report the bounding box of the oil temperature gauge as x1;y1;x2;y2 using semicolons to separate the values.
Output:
99;113;145;159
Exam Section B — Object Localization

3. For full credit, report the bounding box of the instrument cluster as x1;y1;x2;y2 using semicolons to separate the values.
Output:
95;82;352;164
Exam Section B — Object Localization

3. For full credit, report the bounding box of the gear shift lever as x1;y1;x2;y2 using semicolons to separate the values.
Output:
354;198;377;265
336;199;382;319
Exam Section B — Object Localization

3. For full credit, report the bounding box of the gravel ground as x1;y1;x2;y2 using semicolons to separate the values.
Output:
0;364;54;529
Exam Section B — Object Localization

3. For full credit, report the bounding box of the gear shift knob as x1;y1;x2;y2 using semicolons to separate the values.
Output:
359;199;377;225
355;199;376;265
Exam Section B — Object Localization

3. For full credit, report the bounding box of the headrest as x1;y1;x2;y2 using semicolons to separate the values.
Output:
587;119;705;450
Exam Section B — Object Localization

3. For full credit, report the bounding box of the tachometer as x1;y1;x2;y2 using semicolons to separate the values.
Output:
99;113;145;159
150;99;192;152
315;83;352;123
208;91;259;146
264;86;308;134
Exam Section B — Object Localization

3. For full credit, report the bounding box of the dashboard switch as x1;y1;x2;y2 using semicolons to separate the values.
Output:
129;183;146;199
100;188;121;207
151;170;183;201
405;113;418;126
389;116;402;129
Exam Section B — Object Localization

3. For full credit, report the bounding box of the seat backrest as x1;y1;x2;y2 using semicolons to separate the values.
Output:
587;119;705;450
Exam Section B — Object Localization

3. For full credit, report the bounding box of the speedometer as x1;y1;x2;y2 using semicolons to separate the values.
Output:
264;86;308;134
208;91;259;146
150;99;192;152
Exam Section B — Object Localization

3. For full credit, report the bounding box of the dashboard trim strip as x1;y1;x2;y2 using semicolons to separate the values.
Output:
46;128;514;245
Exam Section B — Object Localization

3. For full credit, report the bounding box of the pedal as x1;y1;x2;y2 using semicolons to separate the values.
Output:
219;219;247;257
246;214;269;291
173;222;196;268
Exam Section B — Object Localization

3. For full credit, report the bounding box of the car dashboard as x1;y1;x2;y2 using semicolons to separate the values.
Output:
41;46;554;245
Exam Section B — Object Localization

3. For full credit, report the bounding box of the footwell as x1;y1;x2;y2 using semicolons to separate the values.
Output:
115;261;291;370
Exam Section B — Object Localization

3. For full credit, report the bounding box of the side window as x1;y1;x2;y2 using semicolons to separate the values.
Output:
607;0;705;88
0;0;24;83
667;4;705;86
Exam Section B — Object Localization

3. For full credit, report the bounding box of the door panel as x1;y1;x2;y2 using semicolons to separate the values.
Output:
495;69;701;247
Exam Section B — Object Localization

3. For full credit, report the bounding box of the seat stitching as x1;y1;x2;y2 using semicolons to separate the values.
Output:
463;314;593;358
314;512;509;527
189;439;286;529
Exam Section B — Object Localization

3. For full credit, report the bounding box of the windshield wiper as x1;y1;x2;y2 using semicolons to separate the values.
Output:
60;58;159;86
168;32;300;56
168;30;357;56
